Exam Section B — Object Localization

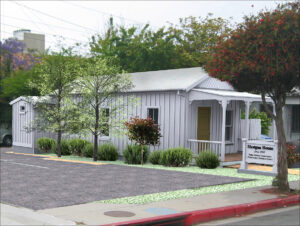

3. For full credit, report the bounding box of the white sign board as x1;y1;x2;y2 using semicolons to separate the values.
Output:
246;143;275;165
239;139;278;175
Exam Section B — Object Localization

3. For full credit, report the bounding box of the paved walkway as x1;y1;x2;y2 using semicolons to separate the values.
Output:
37;181;300;225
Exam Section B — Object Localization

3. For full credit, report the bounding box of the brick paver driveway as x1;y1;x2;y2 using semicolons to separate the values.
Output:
0;148;251;210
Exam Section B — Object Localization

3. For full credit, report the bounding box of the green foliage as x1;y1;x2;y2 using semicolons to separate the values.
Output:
90;16;231;72
241;108;272;135
149;150;162;165
123;144;150;164
68;138;90;156
0;70;39;102
52;139;72;155
196;151;220;169
125;116;161;146
37;137;56;153
98;143;119;161
82;142;94;158
160;148;193;167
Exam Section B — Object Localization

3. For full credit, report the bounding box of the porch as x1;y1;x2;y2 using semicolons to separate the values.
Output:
187;88;274;162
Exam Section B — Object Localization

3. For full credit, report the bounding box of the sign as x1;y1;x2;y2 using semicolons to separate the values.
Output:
246;143;275;165
239;139;278;176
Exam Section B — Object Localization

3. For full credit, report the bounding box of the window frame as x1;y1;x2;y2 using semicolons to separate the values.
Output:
99;107;110;138
225;110;233;142
146;106;160;125
291;105;300;133
19;104;26;114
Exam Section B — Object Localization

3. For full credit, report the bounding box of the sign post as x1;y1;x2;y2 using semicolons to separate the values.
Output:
238;139;278;176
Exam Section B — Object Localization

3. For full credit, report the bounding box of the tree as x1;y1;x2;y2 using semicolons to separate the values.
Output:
90;16;231;73
206;2;300;191
125;116;161;165
29;48;80;157
76;57;133;161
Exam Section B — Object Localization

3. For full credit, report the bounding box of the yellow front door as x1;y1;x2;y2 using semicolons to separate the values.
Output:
197;107;211;140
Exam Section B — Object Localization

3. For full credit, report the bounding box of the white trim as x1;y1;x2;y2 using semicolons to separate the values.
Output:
145;106;160;124
186;74;209;92
13;142;32;148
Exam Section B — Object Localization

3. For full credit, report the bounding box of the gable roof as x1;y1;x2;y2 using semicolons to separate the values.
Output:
129;67;208;92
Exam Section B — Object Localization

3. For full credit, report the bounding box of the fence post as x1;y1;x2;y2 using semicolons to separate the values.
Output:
273;140;278;173
240;138;248;170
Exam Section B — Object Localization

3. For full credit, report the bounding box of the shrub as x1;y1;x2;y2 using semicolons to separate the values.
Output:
287;144;300;168
149;150;162;165
123;144;150;164
196;151;220;169
52;139;72;156
82;142;94;158
69;138;90;156
160;147;192;167
37;137;56;153
98;143;119;161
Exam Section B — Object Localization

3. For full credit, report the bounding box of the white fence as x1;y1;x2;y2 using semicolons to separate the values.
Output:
240;119;261;139
188;139;222;158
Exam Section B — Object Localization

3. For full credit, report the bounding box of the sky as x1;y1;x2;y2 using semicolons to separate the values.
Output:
0;1;288;54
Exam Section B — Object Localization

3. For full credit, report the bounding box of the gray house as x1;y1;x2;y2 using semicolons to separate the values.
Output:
10;67;273;161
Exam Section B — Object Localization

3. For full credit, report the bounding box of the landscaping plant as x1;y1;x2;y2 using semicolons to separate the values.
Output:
123;144;150;164
125;116;161;165
82;142;94;158
37;137;56;153
196;151;220;169
206;2;300;191
98;143;119;161
149;150;162;165
68;138;90;156
286;144;300;168
160;147;193;167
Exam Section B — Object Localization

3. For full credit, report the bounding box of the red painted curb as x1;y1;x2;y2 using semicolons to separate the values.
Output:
103;195;300;226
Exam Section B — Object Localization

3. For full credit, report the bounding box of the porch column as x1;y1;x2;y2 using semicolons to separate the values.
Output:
245;101;252;139
220;99;228;162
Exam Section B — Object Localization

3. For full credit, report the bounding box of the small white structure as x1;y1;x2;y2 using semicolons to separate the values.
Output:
10;67;273;161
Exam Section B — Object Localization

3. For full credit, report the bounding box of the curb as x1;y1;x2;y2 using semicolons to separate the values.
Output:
104;195;300;226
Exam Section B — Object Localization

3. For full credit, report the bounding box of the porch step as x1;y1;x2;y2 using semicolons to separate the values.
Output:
220;161;241;167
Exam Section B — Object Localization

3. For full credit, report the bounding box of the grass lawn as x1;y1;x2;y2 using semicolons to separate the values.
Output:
41;153;300;205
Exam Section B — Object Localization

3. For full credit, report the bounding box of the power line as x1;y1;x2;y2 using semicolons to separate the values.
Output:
1;15;90;35
1;23;88;43
11;1;99;34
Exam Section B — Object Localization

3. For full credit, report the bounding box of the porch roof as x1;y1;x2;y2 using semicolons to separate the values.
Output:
189;88;273;103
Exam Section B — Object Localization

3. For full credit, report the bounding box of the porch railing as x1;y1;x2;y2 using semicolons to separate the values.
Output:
188;139;222;158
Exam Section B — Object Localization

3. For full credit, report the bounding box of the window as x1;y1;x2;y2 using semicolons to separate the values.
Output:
147;108;159;124
100;108;110;136
20;105;25;113
225;110;233;141
292;105;300;133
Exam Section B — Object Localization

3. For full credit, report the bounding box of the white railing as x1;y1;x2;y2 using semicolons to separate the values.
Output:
188;139;222;158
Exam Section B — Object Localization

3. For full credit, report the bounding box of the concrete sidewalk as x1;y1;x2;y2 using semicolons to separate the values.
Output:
0;203;75;225
36;180;300;225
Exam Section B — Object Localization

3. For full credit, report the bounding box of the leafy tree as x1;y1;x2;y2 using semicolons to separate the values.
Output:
75;57;133;161
28;48;80;157
206;2;300;191
125;116;161;165
167;14;232;67
90;16;231;72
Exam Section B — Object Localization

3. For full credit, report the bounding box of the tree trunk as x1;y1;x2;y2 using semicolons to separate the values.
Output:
274;106;289;191
57;129;62;158
94;100;99;162
141;144;144;165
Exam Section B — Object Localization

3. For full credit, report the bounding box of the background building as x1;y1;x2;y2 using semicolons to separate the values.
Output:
13;29;45;54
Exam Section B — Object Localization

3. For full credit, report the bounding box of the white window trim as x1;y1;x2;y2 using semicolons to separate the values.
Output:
99;107;110;139
145;106;160;124
225;110;233;142
19;104;26;114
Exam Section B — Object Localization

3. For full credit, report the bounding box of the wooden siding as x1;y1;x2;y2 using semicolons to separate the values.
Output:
12;100;33;148
188;100;241;154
